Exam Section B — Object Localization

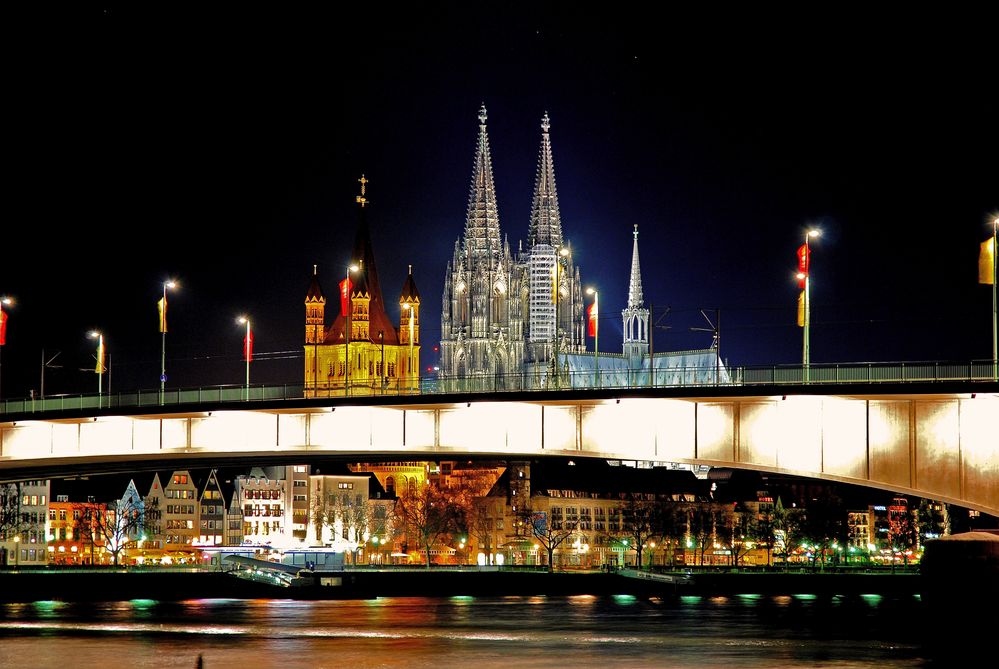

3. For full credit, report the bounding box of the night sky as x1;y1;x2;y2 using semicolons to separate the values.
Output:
2;9;997;399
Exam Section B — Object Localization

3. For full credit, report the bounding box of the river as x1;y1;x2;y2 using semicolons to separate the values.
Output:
0;593;949;667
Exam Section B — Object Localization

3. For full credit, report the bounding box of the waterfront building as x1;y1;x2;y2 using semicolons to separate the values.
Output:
847;509;872;554
440;107;727;390
308;472;393;562
0;480;50;567
480;461;707;569
235;467;286;546
46;496;84;564
143;473;166;551
196;469;226;547
163;470;199;551
303;178;421;396
225;489;243;547
288;464;311;544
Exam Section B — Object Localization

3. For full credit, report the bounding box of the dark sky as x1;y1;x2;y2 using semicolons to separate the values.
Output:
2;8;997;398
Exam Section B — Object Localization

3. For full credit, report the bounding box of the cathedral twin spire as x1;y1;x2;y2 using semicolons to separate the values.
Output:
463;104;502;259
464;105;566;257
528;112;563;249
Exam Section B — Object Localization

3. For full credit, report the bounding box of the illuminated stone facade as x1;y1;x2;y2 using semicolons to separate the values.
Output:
304;179;421;395
440;107;585;390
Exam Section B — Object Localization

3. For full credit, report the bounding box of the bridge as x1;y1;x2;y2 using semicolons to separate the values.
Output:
1;367;997;516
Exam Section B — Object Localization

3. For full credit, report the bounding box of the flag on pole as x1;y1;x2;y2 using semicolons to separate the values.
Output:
0;308;7;346
797;244;810;275
95;338;105;373
158;296;168;333
980;237;996;285
551;260;559;303
243;328;254;362
797;291;805;327
339;277;353;315
587;301;598;337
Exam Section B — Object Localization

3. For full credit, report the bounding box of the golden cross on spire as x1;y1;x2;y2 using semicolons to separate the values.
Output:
356;174;368;207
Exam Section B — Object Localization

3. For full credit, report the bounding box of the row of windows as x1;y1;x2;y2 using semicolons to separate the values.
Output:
166;504;196;515
20;495;47;507
243;490;281;500
244;522;281;536
243;505;282;517
166;490;194;499
166;520;194;530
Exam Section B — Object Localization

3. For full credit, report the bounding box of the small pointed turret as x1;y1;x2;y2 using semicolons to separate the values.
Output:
627;224;645;308
527;111;563;249
401;264;421;303
305;264;326;344
622;224;649;359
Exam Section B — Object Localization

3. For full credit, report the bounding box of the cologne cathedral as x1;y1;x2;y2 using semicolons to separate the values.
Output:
439;107;585;390
440;107;729;390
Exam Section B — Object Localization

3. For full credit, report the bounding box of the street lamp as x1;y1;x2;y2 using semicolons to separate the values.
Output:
12;535;19;568
0;296;13;404
89;331;105;405
343;264;359;396
990;218;998;381
586;287;598;388
238;317;251;400
159;280;177;402
797;229;820;382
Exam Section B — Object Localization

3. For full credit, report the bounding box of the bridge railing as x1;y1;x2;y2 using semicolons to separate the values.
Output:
1;360;995;417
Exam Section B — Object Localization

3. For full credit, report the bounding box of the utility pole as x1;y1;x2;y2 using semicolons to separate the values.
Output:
690;309;720;386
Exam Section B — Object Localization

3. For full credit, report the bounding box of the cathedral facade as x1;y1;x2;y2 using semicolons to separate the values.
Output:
304;179;421;396
439;107;585;391
440;107;730;391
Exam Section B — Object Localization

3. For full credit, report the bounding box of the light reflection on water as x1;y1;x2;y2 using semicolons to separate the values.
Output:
0;594;933;668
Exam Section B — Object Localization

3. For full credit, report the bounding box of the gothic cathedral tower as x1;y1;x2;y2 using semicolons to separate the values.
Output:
440;107;584;390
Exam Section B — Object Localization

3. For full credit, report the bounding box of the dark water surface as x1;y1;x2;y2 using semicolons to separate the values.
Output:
0;594;938;667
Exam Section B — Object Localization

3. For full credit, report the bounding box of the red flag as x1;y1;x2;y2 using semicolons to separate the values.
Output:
797;244;810;275
587;301;598;337
339;277;353;316
0;308;6;346
243;328;254;362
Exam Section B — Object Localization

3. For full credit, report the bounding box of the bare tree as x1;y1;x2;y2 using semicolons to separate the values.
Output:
74;496;144;566
0;484;24;540
521;507;580;573
622;493;659;569
396;482;457;568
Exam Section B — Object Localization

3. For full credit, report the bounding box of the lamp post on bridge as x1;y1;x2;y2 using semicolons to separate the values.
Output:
159;280;176;402
88;331;106;407
344;264;359;397
586;287;598;388
796;229;820;383
0;296;13;404
238;316;251;400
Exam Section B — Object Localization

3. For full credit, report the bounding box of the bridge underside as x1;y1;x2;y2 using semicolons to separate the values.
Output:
2;389;997;515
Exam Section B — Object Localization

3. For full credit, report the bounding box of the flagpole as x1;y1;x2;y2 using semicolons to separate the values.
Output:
586;288;598;388
802;230;820;383
238;317;250;400
89;331;103;407
0;296;12;404
160;280;176;403
344;264;358;397
992;218;997;381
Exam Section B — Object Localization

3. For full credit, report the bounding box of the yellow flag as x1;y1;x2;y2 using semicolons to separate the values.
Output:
158;296;168;333
797;291;805;327
551;261;559;303
980;238;996;285
95;338;105;374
